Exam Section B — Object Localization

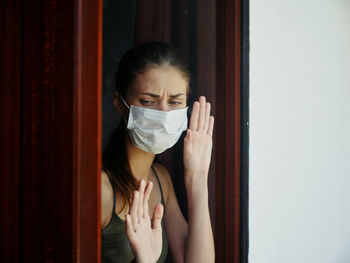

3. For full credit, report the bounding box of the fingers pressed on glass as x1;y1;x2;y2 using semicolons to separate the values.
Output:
208;116;214;136
204;102;211;132
198;96;206;131
130;191;139;227
137;180;145;219
143;181;153;218
126;214;136;239
152;203;163;231
189;101;199;131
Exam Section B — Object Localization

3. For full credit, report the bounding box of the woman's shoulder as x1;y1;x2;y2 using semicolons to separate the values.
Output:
101;170;114;206
101;170;114;227
101;170;113;193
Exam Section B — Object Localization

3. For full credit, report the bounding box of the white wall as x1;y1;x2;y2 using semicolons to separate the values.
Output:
250;0;350;262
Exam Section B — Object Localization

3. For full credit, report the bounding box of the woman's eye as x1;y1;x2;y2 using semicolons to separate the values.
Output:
140;99;154;105
169;100;182;105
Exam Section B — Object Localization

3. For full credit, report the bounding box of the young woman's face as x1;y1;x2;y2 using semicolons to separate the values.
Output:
126;65;188;111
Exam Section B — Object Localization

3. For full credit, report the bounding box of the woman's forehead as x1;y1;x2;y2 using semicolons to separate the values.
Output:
129;66;188;96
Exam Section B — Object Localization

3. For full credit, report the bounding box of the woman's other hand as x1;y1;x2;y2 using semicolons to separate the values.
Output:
125;180;163;263
183;96;214;182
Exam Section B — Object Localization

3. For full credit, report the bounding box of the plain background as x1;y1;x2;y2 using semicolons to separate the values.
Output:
250;0;350;262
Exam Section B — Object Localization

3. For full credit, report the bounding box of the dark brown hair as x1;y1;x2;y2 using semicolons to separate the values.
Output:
102;41;190;212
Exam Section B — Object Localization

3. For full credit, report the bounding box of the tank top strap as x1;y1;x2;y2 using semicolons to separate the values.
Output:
151;165;165;205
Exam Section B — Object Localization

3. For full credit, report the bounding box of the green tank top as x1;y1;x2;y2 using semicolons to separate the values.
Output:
102;166;168;263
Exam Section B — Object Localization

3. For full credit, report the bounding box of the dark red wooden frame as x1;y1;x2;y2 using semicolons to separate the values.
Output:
1;0;242;262
73;0;103;261
216;0;242;262
0;0;22;261
1;0;102;262
198;0;242;262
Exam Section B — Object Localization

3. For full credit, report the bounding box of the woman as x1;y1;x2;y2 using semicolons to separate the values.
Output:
101;42;215;263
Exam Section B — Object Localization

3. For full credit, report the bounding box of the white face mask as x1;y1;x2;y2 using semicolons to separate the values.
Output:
120;96;188;154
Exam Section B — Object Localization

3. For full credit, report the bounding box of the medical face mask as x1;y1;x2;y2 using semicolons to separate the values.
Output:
120;96;188;154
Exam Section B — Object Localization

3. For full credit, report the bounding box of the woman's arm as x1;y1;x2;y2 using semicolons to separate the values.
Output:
183;173;214;263
182;96;215;263
164;96;215;263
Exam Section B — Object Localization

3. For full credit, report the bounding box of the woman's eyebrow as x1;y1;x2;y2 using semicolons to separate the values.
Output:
169;93;185;98
138;92;185;98
138;92;160;98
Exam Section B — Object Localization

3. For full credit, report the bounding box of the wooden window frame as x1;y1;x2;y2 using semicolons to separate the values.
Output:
1;0;248;262
197;0;249;262
1;0;102;261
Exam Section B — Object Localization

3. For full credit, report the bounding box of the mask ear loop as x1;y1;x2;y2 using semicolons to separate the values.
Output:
119;94;130;110
118;94;131;126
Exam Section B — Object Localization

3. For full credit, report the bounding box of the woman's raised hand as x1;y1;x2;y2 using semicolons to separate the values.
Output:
125;180;163;263
183;96;214;181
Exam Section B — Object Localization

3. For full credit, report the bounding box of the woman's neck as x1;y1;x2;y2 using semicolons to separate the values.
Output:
126;139;155;181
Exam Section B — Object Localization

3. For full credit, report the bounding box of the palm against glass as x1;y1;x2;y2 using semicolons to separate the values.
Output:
125;180;163;263
183;96;214;179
